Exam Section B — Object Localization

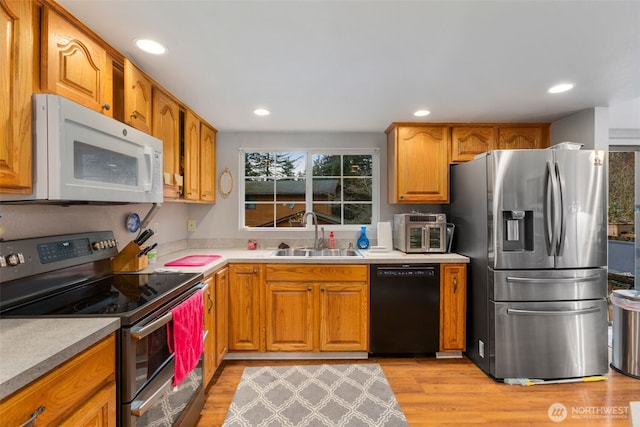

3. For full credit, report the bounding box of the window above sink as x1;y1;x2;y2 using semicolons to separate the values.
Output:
240;149;380;231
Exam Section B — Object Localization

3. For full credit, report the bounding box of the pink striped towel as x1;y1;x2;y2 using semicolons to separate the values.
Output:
167;289;204;386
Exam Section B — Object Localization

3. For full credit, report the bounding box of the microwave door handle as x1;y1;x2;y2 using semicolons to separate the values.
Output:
142;146;153;191
422;226;428;251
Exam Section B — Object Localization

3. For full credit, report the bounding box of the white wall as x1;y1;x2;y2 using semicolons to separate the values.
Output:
0;202;189;254
550;107;610;150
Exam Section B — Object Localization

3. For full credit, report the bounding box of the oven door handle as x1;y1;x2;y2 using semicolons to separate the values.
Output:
130;312;172;340
130;282;207;340
130;377;174;417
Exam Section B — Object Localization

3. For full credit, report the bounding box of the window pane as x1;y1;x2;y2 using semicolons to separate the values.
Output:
276;203;306;228
344;177;372;201
312;203;342;225
275;178;306;202
274;152;306;178
313;154;341;176
245;178;275;201
344;204;372;224
313;178;340;201
344;155;372;176
245;203;274;227
245;152;275;177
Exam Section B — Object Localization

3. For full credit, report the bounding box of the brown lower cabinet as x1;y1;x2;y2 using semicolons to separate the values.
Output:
228;263;264;351
0;334;116;427
264;264;369;352
439;263;467;352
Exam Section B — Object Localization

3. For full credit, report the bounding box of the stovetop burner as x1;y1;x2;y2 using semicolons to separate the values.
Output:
1;272;202;325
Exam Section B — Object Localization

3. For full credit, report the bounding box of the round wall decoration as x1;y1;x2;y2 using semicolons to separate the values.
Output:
219;168;233;198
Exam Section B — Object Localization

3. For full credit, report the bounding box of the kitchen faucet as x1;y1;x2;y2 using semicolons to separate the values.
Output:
302;211;324;249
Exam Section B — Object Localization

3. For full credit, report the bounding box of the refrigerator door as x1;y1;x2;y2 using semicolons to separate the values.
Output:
553;150;607;269
490;299;608;379
489;150;555;269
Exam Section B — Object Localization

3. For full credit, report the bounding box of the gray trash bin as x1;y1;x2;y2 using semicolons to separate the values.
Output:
610;289;640;379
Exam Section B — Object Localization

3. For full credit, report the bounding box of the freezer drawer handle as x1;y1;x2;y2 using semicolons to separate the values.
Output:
507;306;600;316
506;275;600;284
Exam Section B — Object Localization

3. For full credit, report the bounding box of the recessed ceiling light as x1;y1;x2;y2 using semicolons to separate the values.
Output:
253;108;270;116
134;39;167;55
414;109;431;117
548;83;575;94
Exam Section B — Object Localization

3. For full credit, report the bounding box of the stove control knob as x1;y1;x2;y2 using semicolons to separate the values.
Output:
6;253;23;266
109;239;116;248
92;242;101;250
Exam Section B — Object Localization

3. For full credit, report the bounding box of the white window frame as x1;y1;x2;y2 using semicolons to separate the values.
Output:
239;147;380;231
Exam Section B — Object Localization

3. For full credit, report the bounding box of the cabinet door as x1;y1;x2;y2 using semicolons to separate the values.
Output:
214;267;229;368
183;110;201;201
202;275;215;387
124;59;152;133
319;283;368;351
439;264;467;352
152;87;182;199
388;125;450;203
59;383;116;427
265;283;314;351
0;0;34;194
497;125;549;150
451;126;495;163
42;8;112;116
228;264;263;351
199;123;216;202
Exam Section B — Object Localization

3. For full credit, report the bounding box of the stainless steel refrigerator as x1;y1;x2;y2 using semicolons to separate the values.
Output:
451;149;609;380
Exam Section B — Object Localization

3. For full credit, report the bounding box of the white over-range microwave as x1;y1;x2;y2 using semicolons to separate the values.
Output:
1;94;163;204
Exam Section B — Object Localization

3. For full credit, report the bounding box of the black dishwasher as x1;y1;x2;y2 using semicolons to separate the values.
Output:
369;264;440;355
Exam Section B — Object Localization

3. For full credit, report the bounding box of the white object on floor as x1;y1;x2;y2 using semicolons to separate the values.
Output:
630;401;639;427
376;221;393;251
436;351;463;359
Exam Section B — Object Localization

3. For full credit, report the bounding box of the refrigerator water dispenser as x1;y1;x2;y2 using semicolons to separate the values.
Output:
502;210;533;251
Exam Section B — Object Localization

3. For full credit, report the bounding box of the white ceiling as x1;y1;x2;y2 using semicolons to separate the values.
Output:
56;0;640;132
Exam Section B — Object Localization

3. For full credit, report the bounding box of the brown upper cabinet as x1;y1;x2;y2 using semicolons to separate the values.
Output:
152;87;182;199
41;7;113;116
124;59;152;133
386;124;451;204
451;124;550;163
1;0;35;195
200;123;217;202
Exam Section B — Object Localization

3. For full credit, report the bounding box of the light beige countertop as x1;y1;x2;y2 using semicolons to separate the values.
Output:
0;317;120;400
143;248;469;277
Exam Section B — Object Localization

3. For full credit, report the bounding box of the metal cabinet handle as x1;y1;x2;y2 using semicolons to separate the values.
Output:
18;406;45;427
207;293;214;312
321;287;325;292
101;103;111;111
252;268;258;274
307;286;312;291
453;277;458;293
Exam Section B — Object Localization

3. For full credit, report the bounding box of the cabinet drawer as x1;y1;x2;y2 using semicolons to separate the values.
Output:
266;264;368;282
0;334;116;426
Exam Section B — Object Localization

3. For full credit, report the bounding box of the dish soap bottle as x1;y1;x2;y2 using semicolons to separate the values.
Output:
328;231;336;249
357;226;370;249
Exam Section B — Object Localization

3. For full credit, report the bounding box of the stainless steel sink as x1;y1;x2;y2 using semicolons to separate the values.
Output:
270;248;363;257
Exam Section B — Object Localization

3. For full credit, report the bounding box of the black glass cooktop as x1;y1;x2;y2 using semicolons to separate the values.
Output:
2;272;201;324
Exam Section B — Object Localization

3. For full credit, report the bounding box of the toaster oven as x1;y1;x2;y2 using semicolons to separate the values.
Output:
393;213;447;253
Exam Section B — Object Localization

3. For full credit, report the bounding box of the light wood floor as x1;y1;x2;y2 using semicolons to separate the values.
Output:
197;357;639;426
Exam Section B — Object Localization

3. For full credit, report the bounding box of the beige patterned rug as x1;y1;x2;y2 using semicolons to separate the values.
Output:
222;363;408;426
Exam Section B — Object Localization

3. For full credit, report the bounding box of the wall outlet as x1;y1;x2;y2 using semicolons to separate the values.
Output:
187;219;196;232
479;340;485;358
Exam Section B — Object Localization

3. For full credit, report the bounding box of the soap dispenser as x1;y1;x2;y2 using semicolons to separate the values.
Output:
328;231;336;249
357;226;370;249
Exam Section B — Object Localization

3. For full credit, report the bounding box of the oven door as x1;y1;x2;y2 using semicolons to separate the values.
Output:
122;357;204;427
120;283;205;426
